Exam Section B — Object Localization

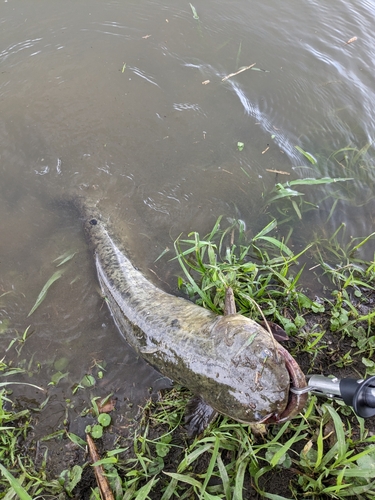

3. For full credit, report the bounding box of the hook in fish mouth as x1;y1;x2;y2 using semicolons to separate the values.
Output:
263;344;308;424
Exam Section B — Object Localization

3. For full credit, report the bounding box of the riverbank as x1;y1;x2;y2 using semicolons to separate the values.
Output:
1;204;374;499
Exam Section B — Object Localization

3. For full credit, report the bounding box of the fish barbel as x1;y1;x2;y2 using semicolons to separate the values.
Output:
72;194;307;433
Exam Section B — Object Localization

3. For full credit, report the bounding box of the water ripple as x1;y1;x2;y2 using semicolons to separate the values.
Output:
129;66;160;87
173;102;205;115
0;38;42;63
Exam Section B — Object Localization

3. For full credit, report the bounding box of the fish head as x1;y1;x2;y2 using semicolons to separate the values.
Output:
205;315;307;424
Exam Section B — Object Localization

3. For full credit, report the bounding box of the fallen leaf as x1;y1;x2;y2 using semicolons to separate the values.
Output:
98;398;116;413
302;439;313;456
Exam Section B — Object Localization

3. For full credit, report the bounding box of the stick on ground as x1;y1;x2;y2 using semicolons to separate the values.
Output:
86;433;115;500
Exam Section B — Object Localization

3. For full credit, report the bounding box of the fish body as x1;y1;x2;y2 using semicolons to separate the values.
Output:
73;194;306;427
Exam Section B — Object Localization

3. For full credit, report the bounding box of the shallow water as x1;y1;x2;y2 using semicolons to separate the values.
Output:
1;0;374;435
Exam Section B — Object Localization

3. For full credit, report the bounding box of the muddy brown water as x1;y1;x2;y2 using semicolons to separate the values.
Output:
1;0;374;441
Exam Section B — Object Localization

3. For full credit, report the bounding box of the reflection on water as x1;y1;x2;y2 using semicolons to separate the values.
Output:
0;0;374;433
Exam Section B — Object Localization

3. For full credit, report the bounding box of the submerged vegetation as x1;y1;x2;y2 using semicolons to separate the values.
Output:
1;146;375;498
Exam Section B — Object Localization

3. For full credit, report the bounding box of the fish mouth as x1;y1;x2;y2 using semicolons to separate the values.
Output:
263;344;308;424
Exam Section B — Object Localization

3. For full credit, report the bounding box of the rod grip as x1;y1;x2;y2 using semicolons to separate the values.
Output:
340;376;375;418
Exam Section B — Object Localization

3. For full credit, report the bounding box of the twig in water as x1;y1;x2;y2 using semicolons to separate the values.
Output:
222;63;256;82
266;169;290;175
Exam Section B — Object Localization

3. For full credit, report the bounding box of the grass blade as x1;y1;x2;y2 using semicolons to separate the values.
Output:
263;494;294;500
189;3;199;20
314;418;324;470
254;236;294;258
201;436;220;498
164;471;202;488
295;145;317;164
291;199;302;219
0;463;33;500
253;219;277;239
216;454;231;500
324;405;347;464
269;433;306;468
235;41;242;69
135;476;159;499
178;443;213;472
161;477;178;500
233;452;250;500
288;177;353;186
55;251;77;267
154;247;170;263
0;381;45;391
350;231;375;253
27;270;63;317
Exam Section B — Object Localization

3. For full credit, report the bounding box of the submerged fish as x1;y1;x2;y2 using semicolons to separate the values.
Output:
72;193;307;435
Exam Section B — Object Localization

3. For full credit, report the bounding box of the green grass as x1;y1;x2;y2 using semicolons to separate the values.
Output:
294;143;375;215
0;361;63;498
3;382;374;499
41;387;374;500
173;214;374;348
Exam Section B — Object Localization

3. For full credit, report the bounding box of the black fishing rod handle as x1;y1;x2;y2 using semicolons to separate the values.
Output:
340;376;375;418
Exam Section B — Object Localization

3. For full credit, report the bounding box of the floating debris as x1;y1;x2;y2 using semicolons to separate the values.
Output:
266;169;290;175
345;36;357;44
189;3;199;20
27;270;63;317
222;63;256;82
